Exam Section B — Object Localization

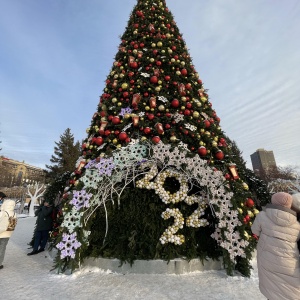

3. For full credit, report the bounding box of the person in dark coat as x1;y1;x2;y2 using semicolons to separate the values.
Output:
27;201;53;255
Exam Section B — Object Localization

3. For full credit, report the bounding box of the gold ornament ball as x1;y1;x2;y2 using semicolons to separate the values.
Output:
151;43;156;48
158;104;165;111
145;106;150;110
112;98;117;103
170;136;177;142
124;113;131;119
119;73;124;78
193;111;200;118
242;182;249;190
212;141;218;147
155;86;161;92
114;74;118;79
112;138;118;144
157;41;163;47
176;71;181;75
117;102;122;107
248;211;254;218
121;83;128;89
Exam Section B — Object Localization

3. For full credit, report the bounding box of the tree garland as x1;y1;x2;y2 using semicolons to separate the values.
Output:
54;141;257;273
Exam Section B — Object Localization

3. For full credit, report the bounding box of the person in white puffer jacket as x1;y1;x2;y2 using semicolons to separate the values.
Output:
0;199;17;269
251;192;300;300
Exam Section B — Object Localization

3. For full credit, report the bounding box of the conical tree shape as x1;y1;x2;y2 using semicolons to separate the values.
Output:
54;0;260;276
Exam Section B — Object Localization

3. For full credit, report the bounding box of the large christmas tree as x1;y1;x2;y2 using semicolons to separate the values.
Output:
54;0;262;276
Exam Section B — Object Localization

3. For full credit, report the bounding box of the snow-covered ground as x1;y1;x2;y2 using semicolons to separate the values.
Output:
1;216;266;300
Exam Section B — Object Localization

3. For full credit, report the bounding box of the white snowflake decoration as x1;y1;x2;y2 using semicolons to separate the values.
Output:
61;207;83;233
184;123;197;132
157;96;168;103
177;141;189;151
173;113;185;123
113;143;148;169
152;142;171;163
141;72;150;77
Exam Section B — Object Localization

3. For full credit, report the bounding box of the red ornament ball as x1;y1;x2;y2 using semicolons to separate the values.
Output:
118;132;128;141
130;62;138;69
198;146;207;157
94;137;103;146
152;136;161;144
112;116;121;125
144;127;151;135
181;68;188;76
171;99;180;108
147;113;155;120
215;150;224;160
150;76;158;84
246;198;255;208
224;173;231;180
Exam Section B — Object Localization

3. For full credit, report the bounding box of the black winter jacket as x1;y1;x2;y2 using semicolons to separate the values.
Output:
35;205;53;231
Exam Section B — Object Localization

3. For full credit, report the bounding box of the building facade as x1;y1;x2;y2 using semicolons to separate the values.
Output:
0;156;46;188
250;148;277;174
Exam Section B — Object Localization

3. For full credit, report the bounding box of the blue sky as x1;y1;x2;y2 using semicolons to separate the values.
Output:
0;0;299;170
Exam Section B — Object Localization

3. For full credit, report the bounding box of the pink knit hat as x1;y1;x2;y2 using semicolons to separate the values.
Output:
271;192;293;208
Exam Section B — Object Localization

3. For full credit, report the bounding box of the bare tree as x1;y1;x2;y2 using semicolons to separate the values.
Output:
27;183;46;216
